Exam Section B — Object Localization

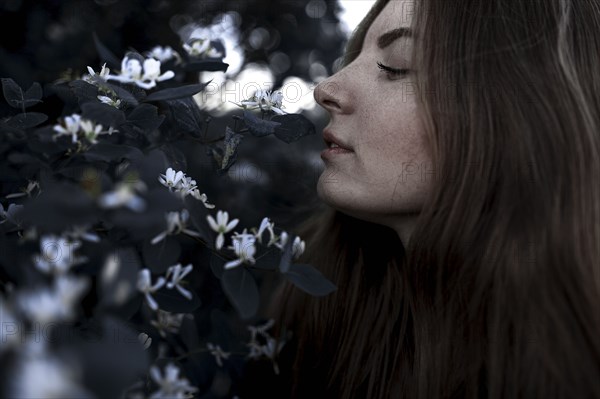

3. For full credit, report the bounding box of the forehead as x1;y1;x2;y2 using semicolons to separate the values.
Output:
364;0;414;45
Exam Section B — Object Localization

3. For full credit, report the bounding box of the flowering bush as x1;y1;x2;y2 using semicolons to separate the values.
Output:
0;33;334;398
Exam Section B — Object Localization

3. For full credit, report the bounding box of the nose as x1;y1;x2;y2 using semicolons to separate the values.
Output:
314;73;352;114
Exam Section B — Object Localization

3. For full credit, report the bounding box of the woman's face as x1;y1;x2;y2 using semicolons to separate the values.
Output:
314;0;432;230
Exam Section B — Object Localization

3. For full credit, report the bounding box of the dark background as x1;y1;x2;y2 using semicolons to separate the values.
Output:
0;0;352;232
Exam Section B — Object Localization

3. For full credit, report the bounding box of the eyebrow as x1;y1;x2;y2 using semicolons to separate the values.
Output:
377;28;413;49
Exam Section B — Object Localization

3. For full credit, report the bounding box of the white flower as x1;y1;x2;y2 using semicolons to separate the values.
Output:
206;343;230;367
151;210;202;245
137;269;166;311
158;168;214;205
292;235;306;260
183;37;225;58
147;45;181;63
106;55;175;90
206;210;239;251
86;63;110;80
97;94;121;108
183;39;210;56
80;119;117;144
190;189;215;209
5;180;40;200
165;263;193;300
53;113;116;145
65;225;100;243
52;114;81;144
175;175;199;199
233;89;286;115
138;333;152;350
33;235;86;275
0;203;24;225
205;47;224;58
246;334;285;375
252;217;274;245
158;168;185;191
8;350;92;399
150;310;187;338
224;229;257;270
98;180;147;212
272;231;288;250
247;319;275;342
149;363;198;399
18;275;89;324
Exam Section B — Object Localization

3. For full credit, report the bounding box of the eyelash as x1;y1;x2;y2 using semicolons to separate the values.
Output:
376;61;410;79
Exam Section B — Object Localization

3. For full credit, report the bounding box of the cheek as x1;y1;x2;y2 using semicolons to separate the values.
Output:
360;106;428;175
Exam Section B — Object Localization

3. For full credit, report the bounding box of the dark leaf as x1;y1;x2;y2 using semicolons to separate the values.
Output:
125;149;169;188
1;78;22;108
209;253;226;279
69;79;100;105
126;103;164;131
165;97;203;135
161;143;187;172
83;142;143;163
183;196;213;243
154;285;201;313
278;236;294;273
6;112;47;129
243;110;280;137
221;266;259;319
220;126;244;173
184;60;229;72
142;237;182;274
252;247;279;271
206;145;224;174
81;102;126;127
21;182;98;231
93;77;140;107
283;263;337;296
0;121;26;140
144;82;210;102
24;82;43;103
1;78;41;109
58;316;149;399
92;32;121;70
272;113;316;143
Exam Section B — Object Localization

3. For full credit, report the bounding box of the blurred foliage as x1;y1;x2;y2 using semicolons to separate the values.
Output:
0;0;347;89
0;0;352;397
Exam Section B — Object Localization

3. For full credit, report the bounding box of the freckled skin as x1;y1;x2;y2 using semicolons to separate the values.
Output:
314;0;432;239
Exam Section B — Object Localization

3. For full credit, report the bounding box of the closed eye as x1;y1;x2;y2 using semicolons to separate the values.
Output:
377;61;410;80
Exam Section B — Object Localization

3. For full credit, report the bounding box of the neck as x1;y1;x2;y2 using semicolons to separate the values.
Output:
392;214;419;248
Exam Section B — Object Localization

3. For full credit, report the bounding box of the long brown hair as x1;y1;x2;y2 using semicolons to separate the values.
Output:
268;0;600;398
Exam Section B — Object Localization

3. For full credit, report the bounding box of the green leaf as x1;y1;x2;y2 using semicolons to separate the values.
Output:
284;263;336;296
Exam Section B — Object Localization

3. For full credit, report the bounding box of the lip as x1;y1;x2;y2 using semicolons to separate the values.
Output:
323;129;353;152
320;147;353;161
